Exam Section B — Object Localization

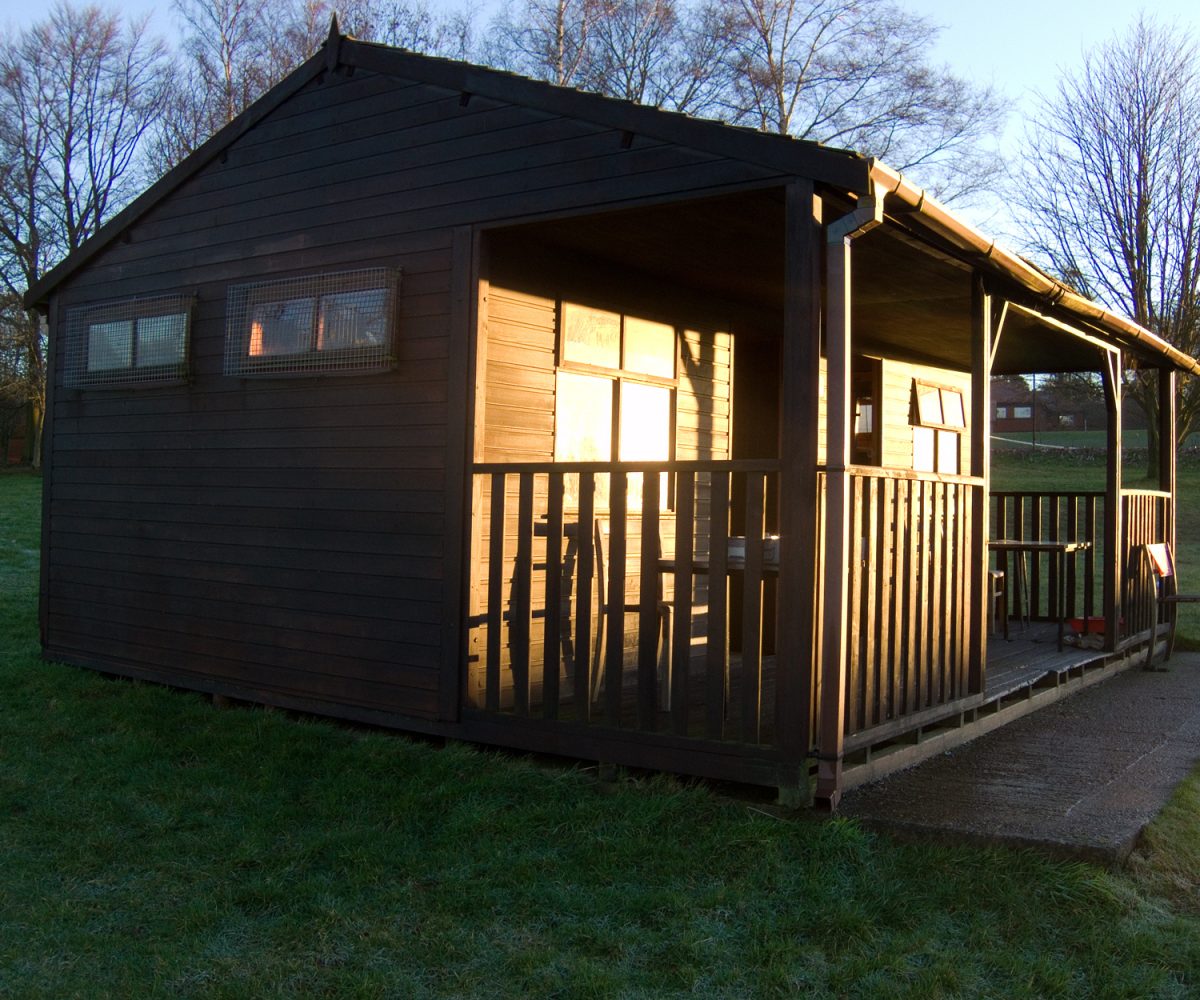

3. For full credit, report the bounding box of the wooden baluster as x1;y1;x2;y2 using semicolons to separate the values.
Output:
846;475;864;732
741;473;765;744
638;472;661;731
910;480;925;710
543;472;563;720
899;479;916;716
605;472;627;727
486;472;505;712
574;472;595;721
706;471;730;740
671;472;695;738
863;476;879;728
880;477;896;723
1085;494;1097;622
511;472;534;716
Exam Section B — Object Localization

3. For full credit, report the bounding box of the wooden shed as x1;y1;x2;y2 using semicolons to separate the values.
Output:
26;27;1200;806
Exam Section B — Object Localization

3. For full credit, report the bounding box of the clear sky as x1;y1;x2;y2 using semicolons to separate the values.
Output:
4;0;1198;231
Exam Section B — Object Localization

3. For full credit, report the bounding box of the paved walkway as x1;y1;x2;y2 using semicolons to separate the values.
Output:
840;654;1200;865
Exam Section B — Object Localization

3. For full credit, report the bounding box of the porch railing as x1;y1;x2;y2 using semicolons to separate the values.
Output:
839;467;984;736
989;489;1172;644
1122;490;1172;641
468;460;782;746
990;491;1102;626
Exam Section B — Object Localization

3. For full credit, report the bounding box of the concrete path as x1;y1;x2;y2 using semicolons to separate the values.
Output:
840;654;1200;865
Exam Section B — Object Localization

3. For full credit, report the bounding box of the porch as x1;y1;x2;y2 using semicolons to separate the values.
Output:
461;181;1185;804
464;462;1171;794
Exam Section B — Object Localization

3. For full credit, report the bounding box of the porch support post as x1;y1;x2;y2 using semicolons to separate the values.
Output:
775;179;822;803
815;190;882;809
968;274;991;694
1159;367;1176;551
1101;349;1123;649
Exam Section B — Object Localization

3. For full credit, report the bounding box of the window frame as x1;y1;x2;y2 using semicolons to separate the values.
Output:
911;379;966;475
63;294;196;389
553;301;679;511
224;267;400;377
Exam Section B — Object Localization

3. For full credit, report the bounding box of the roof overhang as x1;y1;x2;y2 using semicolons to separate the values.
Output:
869;161;1200;377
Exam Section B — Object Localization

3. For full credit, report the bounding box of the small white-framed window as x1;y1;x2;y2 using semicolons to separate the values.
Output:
1013;405;1032;419
64;295;194;388
224;267;399;376
912;380;965;474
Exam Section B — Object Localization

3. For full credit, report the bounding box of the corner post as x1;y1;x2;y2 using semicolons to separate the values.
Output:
968;274;991;693
1101;349;1122;649
815;190;882;808
775;180;822;803
1159;367;1176;551
440;226;477;722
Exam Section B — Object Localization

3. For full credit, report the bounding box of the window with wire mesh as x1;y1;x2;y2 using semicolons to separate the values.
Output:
63;294;195;388
224;267;400;376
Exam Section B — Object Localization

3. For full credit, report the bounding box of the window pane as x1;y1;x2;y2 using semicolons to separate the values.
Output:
248;298;315;356
913;426;935;472
937;430;959;474
87;320;133;371
1013;405;1032;419
916;382;943;424
940;389;965;428
623;316;675;377
317;288;388;351
620;381;671;510
561;302;620;369
135;313;187;367
619;382;671;460
556;371;614;508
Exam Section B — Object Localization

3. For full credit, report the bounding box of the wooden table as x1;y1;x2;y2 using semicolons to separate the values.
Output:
988;539;1091;650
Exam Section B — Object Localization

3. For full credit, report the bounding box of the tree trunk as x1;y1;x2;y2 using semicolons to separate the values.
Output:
24;397;43;470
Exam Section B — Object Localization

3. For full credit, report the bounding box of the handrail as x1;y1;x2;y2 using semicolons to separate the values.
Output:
819;464;985;487
472;459;781;474
991;490;1105;498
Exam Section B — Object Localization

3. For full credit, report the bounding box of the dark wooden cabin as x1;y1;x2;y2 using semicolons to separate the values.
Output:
26;27;1200;806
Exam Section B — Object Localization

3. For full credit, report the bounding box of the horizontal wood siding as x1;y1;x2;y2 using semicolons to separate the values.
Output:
879;361;971;471
45;66;777;722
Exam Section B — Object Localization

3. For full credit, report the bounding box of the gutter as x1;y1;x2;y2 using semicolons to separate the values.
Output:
869;161;1200;377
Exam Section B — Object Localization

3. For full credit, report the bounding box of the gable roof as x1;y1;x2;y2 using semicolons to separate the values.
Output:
24;25;870;310
23;24;1200;380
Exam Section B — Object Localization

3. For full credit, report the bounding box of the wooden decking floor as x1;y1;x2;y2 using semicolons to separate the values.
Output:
511;623;1109;748
985;621;1107;700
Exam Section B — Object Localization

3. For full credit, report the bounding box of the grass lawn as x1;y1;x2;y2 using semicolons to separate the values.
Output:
2;468;1199;998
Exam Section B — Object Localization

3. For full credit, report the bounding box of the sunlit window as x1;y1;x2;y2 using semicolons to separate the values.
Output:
912;379;965;474
555;301;677;509
226;268;399;376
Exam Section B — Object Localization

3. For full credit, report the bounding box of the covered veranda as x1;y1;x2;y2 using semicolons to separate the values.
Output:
463;167;1195;805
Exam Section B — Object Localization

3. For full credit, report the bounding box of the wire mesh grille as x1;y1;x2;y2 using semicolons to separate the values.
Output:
63;294;195;388
224;267;400;376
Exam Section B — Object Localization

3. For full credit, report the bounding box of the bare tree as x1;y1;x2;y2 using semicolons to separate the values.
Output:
709;0;1005;203
150;0;478;174
144;0;277;174
0;2;167;466
484;0;604;87
580;0;730;114
1016;16;1200;478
